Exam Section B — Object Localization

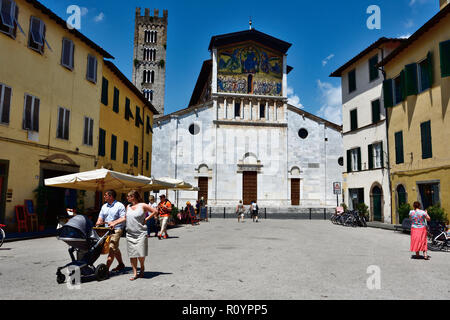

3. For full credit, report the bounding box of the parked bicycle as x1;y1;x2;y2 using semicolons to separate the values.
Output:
331;210;367;227
0;224;6;247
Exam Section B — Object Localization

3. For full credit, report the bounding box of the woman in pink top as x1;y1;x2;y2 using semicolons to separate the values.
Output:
409;201;431;260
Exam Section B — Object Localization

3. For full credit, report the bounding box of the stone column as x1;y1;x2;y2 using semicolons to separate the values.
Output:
212;49;217;94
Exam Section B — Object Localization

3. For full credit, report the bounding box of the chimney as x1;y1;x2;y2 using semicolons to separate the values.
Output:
440;0;449;10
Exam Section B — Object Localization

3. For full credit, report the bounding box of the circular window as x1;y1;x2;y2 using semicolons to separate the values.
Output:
298;128;308;139
189;124;200;135
338;157;344;166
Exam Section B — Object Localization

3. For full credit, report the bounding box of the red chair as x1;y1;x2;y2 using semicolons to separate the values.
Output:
24;200;39;232
15;205;28;233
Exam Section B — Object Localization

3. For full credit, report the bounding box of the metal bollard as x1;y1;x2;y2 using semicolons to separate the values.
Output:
224;207;226;219
324;208;326;220
265;208;267;220
309;208;312;220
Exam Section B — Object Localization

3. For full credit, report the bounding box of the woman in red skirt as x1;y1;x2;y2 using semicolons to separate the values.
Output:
409;201;431;260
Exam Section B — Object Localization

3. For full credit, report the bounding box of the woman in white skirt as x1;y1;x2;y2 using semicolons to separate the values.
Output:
110;190;158;281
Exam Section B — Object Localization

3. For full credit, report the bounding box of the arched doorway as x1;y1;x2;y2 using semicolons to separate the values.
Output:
396;185;407;207
371;185;383;222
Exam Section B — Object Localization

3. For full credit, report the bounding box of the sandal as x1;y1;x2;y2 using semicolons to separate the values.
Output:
112;263;125;272
424;256;431;260
130;274;139;281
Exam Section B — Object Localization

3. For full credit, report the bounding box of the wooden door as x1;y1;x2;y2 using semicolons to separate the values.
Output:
291;179;300;205
198;177;208;203
243;172;257;205
0;161;9;224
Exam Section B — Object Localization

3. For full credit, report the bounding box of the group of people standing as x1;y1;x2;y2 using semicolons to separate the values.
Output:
236;200;259;223
95;190;173;281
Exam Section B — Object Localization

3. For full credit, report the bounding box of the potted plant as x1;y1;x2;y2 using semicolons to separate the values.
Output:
427;203;446;223
356;203;369;220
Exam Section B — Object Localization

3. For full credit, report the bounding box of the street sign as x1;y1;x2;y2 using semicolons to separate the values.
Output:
333;182;341;195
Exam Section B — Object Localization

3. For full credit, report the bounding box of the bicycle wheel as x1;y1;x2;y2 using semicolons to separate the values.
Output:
0;228;5;247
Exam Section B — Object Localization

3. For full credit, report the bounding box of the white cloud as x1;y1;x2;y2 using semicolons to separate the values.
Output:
404;19;414;28
409;0;430;6
322;54;335;67
398;33;411;39
94;12;104;22
316;80;342;124
287;86;304;109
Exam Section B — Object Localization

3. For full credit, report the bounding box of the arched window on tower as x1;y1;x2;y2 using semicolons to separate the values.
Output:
150;70;155;83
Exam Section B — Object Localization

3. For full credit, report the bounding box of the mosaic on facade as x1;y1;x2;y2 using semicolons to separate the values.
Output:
217;44;283;96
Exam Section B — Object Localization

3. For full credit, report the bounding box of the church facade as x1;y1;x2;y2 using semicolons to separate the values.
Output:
152;29;344;208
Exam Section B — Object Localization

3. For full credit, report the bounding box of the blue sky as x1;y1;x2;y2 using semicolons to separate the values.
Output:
41;0;439;124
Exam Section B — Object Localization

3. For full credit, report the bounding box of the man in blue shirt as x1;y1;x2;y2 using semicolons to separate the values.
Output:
95;190;126;272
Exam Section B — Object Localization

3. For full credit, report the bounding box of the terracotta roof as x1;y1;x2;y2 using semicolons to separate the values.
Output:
378;4;450;67
103;60;159;115
208;28;292;54
26;0;114;59
330;37;406;77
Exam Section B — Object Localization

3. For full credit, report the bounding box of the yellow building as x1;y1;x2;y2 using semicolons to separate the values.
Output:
0;0;157;231
380;1;450;223
97;60;158;203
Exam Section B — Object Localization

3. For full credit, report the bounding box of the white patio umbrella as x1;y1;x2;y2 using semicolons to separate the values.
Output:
44;168;167;192
155;177;199;191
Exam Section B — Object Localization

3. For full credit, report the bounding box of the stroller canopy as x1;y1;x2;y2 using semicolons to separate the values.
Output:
59;215;95;240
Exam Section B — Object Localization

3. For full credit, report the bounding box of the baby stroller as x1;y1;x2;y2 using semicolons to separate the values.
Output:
427;221;450;252
56;214;113;284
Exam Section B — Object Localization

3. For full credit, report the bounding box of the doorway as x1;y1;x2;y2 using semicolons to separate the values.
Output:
198;177;208;203
291;179;300;205
0;160;9;224
371;186;382;222
243;171;257;205
418;182;440;210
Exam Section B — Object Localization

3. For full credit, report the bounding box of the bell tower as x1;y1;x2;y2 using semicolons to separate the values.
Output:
133;8;168;117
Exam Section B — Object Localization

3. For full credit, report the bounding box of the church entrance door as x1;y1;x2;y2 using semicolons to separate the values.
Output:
198;177;208;203
243;171;257;205
291;179;300;205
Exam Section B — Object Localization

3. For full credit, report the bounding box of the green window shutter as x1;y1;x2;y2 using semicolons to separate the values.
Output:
400;70;407;101
146;151;149;170
371;99;380;123
113;88;119;113
439;40;450;78
123;140;128;164
125;98;134;120
98;128;106;156
133;145;139;167
405;63;418;96
420;121;432;159
350;109;358;131
380;142;384;168
348;69;356;93
347;150;352;172
135;106;144;127
111;134;117;160
101;77;108;105
369;54;379;81
383;79;393;108
426;51;434;87
357;147;362;171
395;131;404;164
368;144;373;170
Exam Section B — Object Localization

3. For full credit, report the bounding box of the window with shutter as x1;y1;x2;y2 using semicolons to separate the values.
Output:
357;147;362;171
98;128;106;156
371;99;380;123
86;55;98;83
111;134;117;161
135;106;144;127
405;63;418;96
113;87;119;113
57;107;70;140
369;54;379;82
395;131;404;164
383;79;393;108
83;117;94;146
350;109;358;131
0;0;19;38
420;121;432;159
23;94;39;132
418;54;433;92
61;38;74;70
123;141;128;164
0;84;12;124
125;98;134;120
368;144;373;170
101;77;108;105
133;146;138;167
28;16;45;53
439;40;450;78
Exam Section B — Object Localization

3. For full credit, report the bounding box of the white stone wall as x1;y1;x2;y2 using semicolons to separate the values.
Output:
288;110;344;207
